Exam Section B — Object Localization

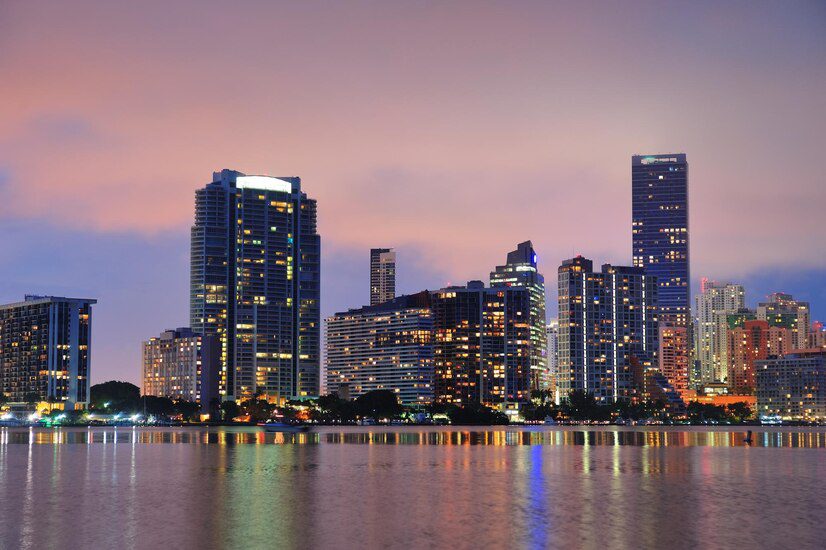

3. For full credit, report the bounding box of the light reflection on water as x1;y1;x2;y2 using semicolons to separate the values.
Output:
1;426;824;549
1;426;826;448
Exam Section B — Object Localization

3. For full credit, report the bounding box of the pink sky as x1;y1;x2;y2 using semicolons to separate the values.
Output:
1;1;824;383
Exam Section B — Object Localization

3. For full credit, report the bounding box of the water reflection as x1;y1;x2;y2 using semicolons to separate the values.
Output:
0;427;825;448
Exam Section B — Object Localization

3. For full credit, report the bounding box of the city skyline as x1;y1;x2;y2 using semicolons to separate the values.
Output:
2;1;825;386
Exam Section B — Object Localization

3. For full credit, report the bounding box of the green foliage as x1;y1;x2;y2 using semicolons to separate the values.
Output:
242;393;275;423
446;403;509;425
90;381;140;411
354;390;403;421
220;400;241;422
726;401;754;423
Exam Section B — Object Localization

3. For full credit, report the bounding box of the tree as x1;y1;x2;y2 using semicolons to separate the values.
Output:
726;401;753;424
447;402;509;425
220;400;241;422
90;381;140;412
243;394;275;423
563;390;611;421
354;390;403;421
174;399;202;422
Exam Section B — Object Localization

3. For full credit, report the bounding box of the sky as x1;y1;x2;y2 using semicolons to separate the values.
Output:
1;1;824;386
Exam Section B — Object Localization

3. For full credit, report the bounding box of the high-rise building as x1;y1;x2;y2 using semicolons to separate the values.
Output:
658;321;689;394
632;154;690;328
557;257;659;402
432;281;531;413
142;328;220;406
489;241;547;390
0;295;96;410
757;293;810;350
370;248;396;306
190;169;320;403
727;320;793;393
693;280;746;385
325;292;433;406
546;319;559;394
756;350;826;422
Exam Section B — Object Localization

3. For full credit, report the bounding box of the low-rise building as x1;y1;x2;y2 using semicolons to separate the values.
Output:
142;328;219;406
326;292;433;406
756;350;826;422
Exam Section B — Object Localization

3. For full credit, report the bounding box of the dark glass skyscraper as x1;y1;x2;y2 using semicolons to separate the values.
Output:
432;281;531;413
369;248;396;306
632;154;690;327
190;169;320;402
557;257;659;402
489;241;547;390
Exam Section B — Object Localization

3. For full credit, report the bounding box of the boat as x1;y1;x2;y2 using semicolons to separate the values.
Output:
543;416;557;425
259;422;311;433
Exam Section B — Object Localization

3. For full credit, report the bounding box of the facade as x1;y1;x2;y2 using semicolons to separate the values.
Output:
756;350;826;422
142;328;220;405
632;154;690;328
757;293;810;350
557;257;659;402
369;248;396;306
0;296;96;410
546;319;559;394
190;169;320;403
693;280;746;385
489;241;547;390
325;292;433;406
811;322;826;350
432;281;531;412
727;320;793;393
658;321;689;394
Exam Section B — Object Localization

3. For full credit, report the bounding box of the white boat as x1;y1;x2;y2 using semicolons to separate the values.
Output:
543;416;557;425
259;422;310;433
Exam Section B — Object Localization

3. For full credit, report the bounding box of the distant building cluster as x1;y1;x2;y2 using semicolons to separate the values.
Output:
3;157;825;422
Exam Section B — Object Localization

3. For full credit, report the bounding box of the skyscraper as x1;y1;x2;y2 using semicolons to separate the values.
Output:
693;280;746;385
546;319;559;395
632;154;690;326
557;257;659;402
432;281;531;413
326;292;433;406
757;293;810;350
0;295;96;410
489;241;547;390
370;248;396;306
190;169;320;403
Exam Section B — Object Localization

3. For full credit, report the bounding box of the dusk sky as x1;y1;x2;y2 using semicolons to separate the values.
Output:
1;1;824;386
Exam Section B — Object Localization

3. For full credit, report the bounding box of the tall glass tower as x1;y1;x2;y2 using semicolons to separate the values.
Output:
190;169;320;403
369;248;396;306
632;154;690;327
490;241;547;391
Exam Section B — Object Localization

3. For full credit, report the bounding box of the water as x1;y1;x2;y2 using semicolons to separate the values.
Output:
1;426;824;549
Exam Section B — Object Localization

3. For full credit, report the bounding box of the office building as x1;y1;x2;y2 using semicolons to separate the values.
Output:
325;292;433;406
757;293;810;350
370;248;396;306
727;320;793;393
142;328;220;405
190;169;320;403
632;154;690;328
0;295;96;410
557;257;659;402
490;241;547;390
432;281;531;413
693;280;746;385
546;319;559;394
756;350;826;422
